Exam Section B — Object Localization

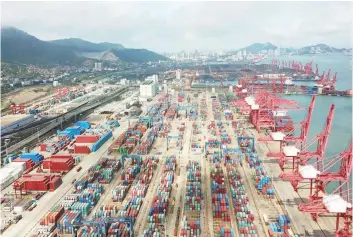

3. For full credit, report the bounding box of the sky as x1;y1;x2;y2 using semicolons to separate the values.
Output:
1;1;352;53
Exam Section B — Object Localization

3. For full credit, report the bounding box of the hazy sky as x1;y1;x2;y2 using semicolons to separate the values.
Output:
2;1;352;52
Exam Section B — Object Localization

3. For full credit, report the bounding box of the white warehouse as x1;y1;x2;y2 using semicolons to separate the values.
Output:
140;81;158;98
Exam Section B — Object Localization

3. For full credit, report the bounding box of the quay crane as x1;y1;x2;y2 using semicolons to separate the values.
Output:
315;69;338;90
231;90;304;133
267;104;335;171
249;90;303;133
298;181;352;237
280;140;352;195
309;141;352;202
258;96;316;152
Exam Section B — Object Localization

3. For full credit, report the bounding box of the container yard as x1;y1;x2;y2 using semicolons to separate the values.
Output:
1;70;352;237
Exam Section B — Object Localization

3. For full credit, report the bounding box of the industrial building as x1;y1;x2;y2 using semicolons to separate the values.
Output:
1;114;37;135
176;69;181;80
140;81;158;98
94;62;103;71
145;74;159;83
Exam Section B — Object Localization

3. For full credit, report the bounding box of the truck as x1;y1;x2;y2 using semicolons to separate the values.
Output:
13;215;22;224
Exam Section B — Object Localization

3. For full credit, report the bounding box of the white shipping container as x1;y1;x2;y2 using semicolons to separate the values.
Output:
11;168;23;180
0;175;14;190
14;206;25;213
8;162;26;172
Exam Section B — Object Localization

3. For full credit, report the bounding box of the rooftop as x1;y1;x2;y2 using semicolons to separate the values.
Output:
142;81;154;85
1;114;32;127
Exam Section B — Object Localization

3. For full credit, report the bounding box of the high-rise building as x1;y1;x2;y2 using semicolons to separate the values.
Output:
275;47;281;56
94;62;103;71
176;70;181;80
146;74;159;83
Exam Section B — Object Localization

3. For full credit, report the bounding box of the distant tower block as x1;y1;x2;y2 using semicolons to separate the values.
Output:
176;70;181;80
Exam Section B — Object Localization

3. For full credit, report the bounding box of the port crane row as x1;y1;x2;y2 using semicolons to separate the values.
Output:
249;90;351;236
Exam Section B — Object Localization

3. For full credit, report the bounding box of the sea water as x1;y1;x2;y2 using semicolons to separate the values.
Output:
274;54;352;194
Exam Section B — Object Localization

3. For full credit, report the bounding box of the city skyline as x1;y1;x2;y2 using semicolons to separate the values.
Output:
2;1;352;52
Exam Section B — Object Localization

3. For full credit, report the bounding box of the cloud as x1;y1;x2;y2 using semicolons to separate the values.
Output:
1;1;352;52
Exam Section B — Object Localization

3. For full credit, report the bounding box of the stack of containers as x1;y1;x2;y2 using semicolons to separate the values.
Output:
94;204;118;218
184;161;202;211
112;183;131;202
40;206;65;225
105;158;122;171
130;158;158;199
224;111;233;120
20;153;44;163
244;154;275;198
144;156;176;234
77;225;107;236
74;179;88;192
214;224;235;237
165;104;177;120
70;202;90;217
269;215;291;235
180;216;201;237
78;183;104;207
142;228;161;237
178;92;185;102
108;132;126;154
98;168;114;184
200;99;207;120
57;194;79;210
221;132;231;144
1;161;27;191
137;128;158;155
56;210;82;234
117;197;142;223
211;163;230;222
114;156;159;234
12;158;35;172
121;165;140;182
108;223;131;237
212;99;222;120
226;164;258;236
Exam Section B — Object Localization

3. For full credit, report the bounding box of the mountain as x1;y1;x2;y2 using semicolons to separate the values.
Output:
49;38;124;52
77;49;167;63
1;27;83;66
111;49;168;62
239;42;277;53
1;27;168;66
298;44;349;54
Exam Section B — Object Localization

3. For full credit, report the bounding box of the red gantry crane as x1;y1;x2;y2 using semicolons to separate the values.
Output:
267;104;335;171
235;90;304;133
280;139;352;196
258;96;316;149
9;105;26;114
298;181;352;237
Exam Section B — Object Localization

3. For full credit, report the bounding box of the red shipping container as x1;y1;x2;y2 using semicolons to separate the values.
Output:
76;135;99;143
42;157;74;172
40;144;47;151
74;145;91;154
